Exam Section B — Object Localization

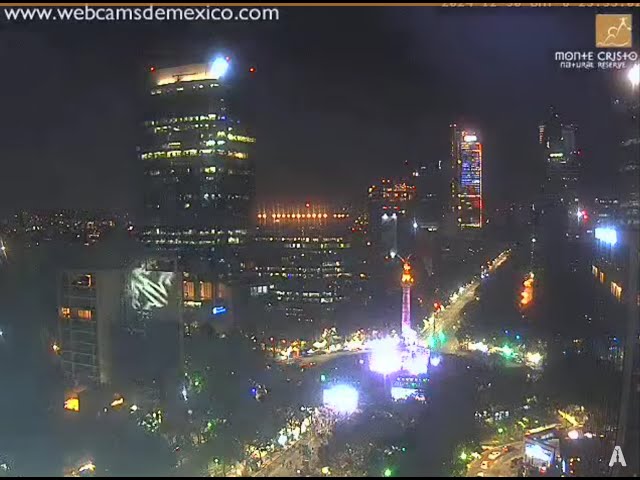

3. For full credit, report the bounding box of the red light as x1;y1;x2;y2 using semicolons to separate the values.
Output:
249;67;256;73
149;66;156;72
305;202;310;209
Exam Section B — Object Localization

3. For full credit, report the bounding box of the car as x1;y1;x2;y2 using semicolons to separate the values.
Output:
488;451;501;461
480;461;490;470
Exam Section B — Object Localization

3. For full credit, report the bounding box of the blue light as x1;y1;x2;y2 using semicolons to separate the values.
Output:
595;227;618;246
209;57;229;79
212;306;227;316
515;334;521;341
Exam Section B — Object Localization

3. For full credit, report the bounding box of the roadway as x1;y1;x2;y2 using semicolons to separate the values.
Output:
251;412;334;477
467;442;523;478
425;280;480;354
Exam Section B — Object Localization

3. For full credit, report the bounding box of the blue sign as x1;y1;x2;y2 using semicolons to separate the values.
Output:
212;306;227;316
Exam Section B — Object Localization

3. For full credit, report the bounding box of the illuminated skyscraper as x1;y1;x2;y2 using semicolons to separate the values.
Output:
367;179;417;254
140;59;256;264
539;107;581;203
249;206;355;336
451;125;483;229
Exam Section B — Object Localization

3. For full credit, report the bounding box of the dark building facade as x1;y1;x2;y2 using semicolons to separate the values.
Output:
140;61;255;266
539;107;581;205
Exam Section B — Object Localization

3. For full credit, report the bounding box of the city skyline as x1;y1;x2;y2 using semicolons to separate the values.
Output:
0;6;639;478
0;9;636;215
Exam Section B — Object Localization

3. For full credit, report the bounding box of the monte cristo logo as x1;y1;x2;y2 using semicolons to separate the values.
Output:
596;14;633;48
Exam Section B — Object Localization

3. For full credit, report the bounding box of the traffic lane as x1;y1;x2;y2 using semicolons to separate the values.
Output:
467;443;522;478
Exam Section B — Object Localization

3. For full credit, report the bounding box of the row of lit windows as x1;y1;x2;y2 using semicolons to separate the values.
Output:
60;307;93;321
141;150;248;160
151;83;220;95
257;212;349;220
183;281;213;302
611;282;623;301
153;124;215;133
148;238;242;246
256;236;346;243
145;228;246;236
216;131;256;143
283;243;349;250
146;115;217;126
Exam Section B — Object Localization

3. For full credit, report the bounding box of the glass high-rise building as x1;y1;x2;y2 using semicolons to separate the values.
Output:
539;107;581;203
139;59;256;261
451;125;483;229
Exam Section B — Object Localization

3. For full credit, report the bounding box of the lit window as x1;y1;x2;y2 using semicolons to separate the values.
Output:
184;281;195;301
200;282;213;302
60;307;71;319
77;309;93;320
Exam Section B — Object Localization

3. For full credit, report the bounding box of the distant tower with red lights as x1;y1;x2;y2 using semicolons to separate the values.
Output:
401;261;414;336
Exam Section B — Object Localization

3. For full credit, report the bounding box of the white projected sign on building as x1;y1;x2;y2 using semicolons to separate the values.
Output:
130;267;176;311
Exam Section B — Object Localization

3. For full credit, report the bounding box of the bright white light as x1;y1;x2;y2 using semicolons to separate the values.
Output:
181;386;188;402
382;213;389;221
405;351;429;375
412;220;418;230
368;336;402;375
389;250;397;259
463;134;478;142
209;57;229;79
391;213;397;220
277;434;288;447
568;430;580;440
595;227;618;246
531;238;537;243
323;384;359;414
526;444;552;463
628;63;640;88
525;352;543;367
430;355;442;367
391;387;418;401
468;342;489;354
577;210;584;219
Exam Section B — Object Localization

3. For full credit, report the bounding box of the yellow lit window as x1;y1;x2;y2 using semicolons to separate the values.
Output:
600;272;605;284
200;282;213;301
184;281;195;301
77;309;93;320
60;307;71;319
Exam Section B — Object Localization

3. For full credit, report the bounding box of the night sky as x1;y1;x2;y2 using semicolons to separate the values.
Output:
0;7;637;216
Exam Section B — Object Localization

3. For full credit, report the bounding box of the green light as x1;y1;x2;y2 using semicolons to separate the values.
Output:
320;374;326;382
502;345;514;358
460;452;468;461
384;468;392;477
498;427;504;434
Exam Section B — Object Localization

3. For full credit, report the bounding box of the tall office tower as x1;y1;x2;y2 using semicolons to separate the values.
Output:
614;94;640;228
451;125;483;229
140;59;256;270
58;270;123;387
250;206;355;337
539;107;581;204
412;161;445;232
367;179;417;255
